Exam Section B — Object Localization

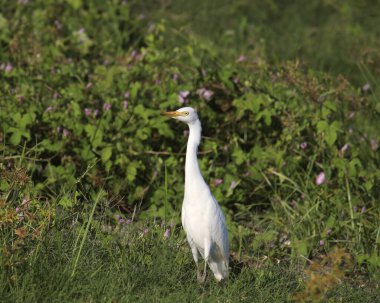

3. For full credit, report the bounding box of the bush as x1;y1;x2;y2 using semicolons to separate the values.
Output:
0;0;379;276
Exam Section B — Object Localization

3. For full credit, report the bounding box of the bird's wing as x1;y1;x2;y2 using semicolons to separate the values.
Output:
209;196;229;260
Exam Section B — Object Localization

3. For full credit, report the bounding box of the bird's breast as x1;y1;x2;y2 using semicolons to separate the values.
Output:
182;184;217;247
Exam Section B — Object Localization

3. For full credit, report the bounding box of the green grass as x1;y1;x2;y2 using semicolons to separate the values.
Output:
140;0;380;86
1;0;380;301
1;219;297;302
2;215;378;303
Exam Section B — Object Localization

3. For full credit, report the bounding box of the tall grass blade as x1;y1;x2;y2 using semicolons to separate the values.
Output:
71;190;105;277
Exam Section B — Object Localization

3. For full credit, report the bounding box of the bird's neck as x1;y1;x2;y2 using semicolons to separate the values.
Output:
185;119;202;185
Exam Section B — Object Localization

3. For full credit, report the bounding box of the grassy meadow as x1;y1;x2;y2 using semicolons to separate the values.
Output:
1;1;380;302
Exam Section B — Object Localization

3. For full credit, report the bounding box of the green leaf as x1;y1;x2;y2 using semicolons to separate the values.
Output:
326;216;336;229
130;82;142;99
324;100;337;112
101;146;113;163
70;101;82;117
85;124;103;148
232;146;246;165
317;120;341;146
325;127;337;146
348;158;362;177
9;130;21;145
12;112;22;124
293;239;308;257
126;161;139;182
233;93;265;119
58;196;73;209
19;112;36;129
66;0;82;10
317;120;328;133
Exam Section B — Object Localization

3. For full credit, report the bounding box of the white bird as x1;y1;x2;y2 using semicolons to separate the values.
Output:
162;107;229;282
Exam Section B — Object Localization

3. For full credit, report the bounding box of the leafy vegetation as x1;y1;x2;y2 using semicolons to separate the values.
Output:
1;0;379;301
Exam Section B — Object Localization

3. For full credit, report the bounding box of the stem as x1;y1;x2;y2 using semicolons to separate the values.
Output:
345;174;355;230
164;160;168;224
71;190;104;277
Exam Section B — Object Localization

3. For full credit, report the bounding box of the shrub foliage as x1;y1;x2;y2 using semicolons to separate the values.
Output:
1;0;379;279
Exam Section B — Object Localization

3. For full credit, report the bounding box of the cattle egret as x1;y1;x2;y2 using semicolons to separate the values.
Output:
161;107;229;282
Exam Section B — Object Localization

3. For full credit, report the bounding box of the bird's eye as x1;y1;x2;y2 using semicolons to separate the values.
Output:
184;112;189;116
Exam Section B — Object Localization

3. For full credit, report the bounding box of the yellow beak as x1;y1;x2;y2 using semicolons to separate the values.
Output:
161;111;184;117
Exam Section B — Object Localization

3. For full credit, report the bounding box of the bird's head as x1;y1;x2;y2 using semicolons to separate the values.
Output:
161;107;199;124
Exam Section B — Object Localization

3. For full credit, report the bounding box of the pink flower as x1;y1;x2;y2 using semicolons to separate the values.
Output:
214;179;223;186
45;106;54;113
233;76;240;84
178;90;190;104
371;139;378;151
300;142;307;150
119;218;125;224
63;129;71;138
131;50;144;61
172;73;179;82
237;55;247;62
85;82;93;90
93;109;99;117
197;88;214;101
230;180;238;189
362;83;371;92
103;103;112;111
340;144;349;152
84;108;92;117
124;91;130;99
5;62;13;73
319;240;325;246
315;172;325;185
203;90;214;101
54;20;62;29
123;100;129;110
163;228;171;239
16;207;21;213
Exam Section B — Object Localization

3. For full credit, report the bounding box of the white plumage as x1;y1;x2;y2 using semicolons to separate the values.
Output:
162;107;229;282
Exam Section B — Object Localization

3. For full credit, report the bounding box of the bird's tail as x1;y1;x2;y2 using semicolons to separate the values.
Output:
208;256;229;281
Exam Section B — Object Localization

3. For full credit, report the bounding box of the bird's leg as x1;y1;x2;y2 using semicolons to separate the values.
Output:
196;263;203;283
193;250;204;283
188;237;203;282
199;239;212;283
199;259;207;283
